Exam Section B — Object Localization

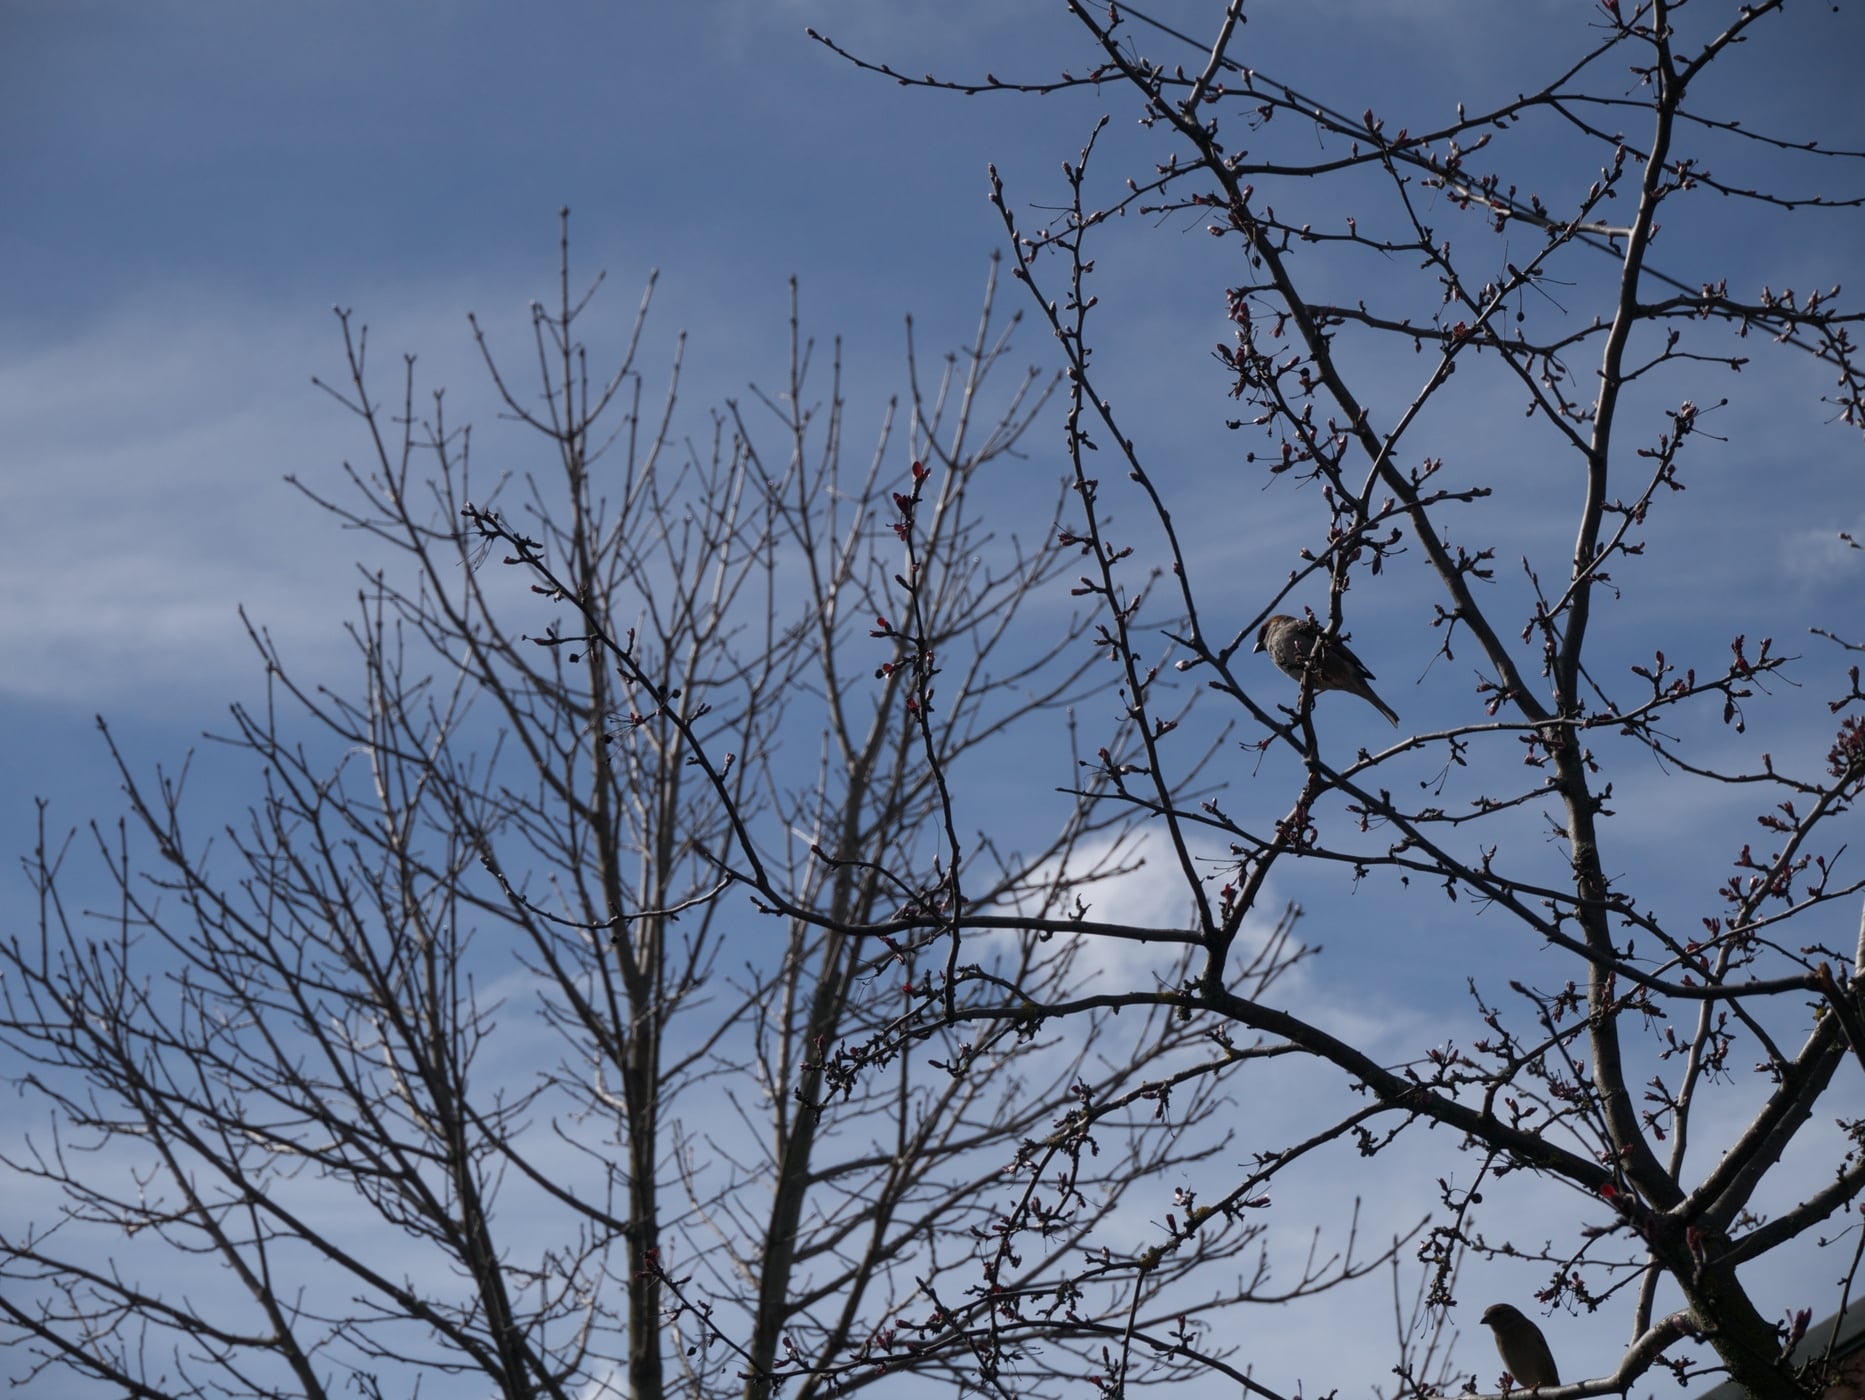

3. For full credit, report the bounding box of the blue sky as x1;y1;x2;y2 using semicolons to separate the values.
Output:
5;2;1865;1396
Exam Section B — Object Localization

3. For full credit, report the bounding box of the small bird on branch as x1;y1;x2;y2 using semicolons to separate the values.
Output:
1480;1302;1561;1391
1254;613;1400;727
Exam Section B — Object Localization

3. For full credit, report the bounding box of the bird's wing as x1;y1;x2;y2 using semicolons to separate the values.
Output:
1329;634;1375;679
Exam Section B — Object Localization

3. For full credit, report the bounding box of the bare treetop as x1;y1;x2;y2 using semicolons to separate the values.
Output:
5;4;1865;1400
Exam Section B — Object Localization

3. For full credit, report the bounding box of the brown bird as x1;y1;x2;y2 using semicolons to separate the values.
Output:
1480;1303;1561;1391
1253;613;1400;726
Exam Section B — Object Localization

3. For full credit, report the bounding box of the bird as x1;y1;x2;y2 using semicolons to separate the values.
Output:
1253;613;1400;726
1480;1303;1561;1391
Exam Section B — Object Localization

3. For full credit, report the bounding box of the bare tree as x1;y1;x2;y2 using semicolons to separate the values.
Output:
783;3;1865;1399
10;2;1862;1396
1;224;1392;1400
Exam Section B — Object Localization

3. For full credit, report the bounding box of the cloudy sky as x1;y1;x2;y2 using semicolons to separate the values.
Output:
5;2;1865;1397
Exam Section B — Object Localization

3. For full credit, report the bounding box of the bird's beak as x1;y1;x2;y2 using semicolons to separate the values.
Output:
1251;634;1265;653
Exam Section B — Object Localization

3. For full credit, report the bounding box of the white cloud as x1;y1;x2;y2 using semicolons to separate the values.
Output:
1784;513;1865;586
0;293;415;704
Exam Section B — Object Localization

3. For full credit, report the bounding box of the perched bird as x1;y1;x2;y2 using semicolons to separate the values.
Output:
1253;613;1400;726
1481;1303;1561;1391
